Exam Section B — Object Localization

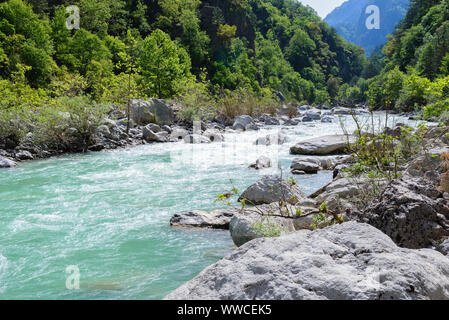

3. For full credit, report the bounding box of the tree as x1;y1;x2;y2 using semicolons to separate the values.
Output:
0;0;56;86
138;29;192;98
69;29;111;75
117;30;140;134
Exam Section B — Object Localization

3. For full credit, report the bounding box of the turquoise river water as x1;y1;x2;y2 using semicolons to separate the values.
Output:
0;113;425;299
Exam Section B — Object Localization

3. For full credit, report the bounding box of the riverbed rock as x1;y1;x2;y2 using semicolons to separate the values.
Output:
202;129;224;143
165;222;449;300
183;134;211;144
249;156;272;170
406;147;449;178
290;135;356;155
0;156;16;168
264;117;280;126
321;116;334;123
232;115;254;131
170;209;235;230
359;177;449;249
333;107;352;115
170;128;189;141
238;175;306;205
143;125;169;143
255;133;286;146
437;238;449;256
15;150;34;160
147;123;162;133
305;109;321;120
131;99;175;126
229;210;295;247
290;159;320;174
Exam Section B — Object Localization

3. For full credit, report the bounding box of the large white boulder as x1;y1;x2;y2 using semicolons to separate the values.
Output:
165;222;449;300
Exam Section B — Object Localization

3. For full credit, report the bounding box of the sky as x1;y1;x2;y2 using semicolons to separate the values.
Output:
298;0;348;18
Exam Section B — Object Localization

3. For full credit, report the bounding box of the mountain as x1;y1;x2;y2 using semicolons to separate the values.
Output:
325;0;409;56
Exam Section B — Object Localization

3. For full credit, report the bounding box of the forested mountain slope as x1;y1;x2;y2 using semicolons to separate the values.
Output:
366;0;449;118
325;0;409;56
0;0;367;104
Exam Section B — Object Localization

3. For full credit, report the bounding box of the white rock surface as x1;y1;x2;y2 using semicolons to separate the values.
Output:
165;222;449;300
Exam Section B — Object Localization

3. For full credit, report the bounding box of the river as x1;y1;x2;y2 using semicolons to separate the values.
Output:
0;113;425;299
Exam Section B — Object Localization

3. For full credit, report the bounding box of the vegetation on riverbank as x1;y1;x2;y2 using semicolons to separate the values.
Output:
0;0;372;150
364;0;449;119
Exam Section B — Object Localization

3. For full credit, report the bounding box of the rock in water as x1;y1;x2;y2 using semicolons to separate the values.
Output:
232;115;254;131
164;222;449;300
290;159;320;174
249;156;272;170
142;125;169;143
290;135;356;155
0;156;16;168
238;175;305;205
183;134;211;144
360;177;449;249
170;209;235;229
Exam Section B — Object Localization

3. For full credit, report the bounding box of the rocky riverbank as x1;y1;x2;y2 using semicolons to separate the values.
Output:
0;100;370;168
164;112;449;300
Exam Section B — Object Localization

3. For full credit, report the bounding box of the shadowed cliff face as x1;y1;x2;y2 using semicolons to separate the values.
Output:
325;0;410;56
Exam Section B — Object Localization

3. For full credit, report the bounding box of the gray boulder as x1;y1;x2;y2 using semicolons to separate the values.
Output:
131;99;175;126
142;125;169;143
0;156;16;168
290;135;356;155
183;134;211;144
232;115;254;131
249;156;272;170
147;123;162;133
290;159;320;174
255;133;286;146
333;107;352;115
165;222;449;300
238;175;305;205
264;117;280;125
360;177;449;249
202;129;224;143
170;209;235;230
170;128;189;141
229;210;295;247
15;150;34;160
437;238;449;256
321;116;334;123
305;109;321;120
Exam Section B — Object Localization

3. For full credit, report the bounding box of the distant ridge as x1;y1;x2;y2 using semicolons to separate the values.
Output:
324;0;409;56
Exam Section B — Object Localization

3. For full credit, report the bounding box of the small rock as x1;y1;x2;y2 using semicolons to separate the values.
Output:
15;150;34;160
183;134;211;144
249;156;272;170
0;156;16;168
290;159;320;174
170;209;235;229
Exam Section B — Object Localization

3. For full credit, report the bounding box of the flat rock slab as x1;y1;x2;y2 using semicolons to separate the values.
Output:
170;209;236;229
165;222;449;300
290;135;356;155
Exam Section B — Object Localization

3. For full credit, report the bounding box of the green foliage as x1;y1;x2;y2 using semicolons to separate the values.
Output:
138;29;192;99
251;219;283;238
368;0;449;117
0;0;56;86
